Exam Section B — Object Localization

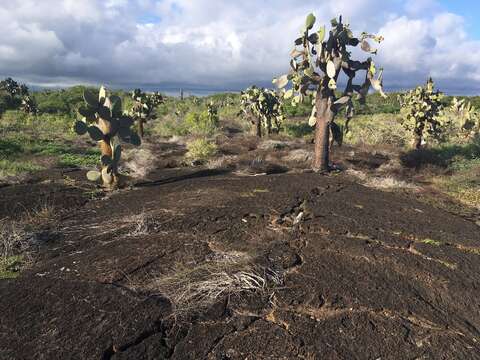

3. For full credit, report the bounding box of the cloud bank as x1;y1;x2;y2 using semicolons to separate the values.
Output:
0;0;479;94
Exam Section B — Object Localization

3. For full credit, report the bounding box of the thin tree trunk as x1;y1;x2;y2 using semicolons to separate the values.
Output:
266;117;272;136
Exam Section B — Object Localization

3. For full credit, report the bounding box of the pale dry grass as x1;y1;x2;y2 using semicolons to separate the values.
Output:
258;140;291;151
282;149;312;163
206;155;237;169
365;176;419;191
122;147;157;179
0;219;32;259
346;169;419;191
139;248;281;313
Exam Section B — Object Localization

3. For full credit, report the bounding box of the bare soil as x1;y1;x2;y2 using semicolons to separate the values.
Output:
1;139;480;359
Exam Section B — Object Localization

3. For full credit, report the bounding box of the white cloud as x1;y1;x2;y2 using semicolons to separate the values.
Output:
0;0;479;93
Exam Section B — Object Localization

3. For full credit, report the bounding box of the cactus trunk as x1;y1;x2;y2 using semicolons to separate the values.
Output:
138;119;144;138
98;118;118;188
413;133;423;149
313;91;334;172
314;117;330;171
266;118;272;135
255;117;262;137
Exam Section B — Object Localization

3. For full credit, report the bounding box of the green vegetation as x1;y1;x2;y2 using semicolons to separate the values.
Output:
74;86;141;188
154;99;221;137
421;239;442;246
130;89;164;137
274;13;386;171
340;114;408;147
0;74;477;209
184;103;219;135
0;107;102;179
399;78;445;149
185;138;218;162
239;86;285;137
0;255;24;279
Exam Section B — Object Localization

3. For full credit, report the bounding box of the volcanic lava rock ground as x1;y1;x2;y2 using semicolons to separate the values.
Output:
1;164;480;359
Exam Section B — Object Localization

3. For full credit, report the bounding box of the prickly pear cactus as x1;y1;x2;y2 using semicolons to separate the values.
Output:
21;95;37;115
0;78;20;99
273;14;386;171
445;97;480;140
399;78;444;149
239;86;285;137
74;86;141;188
130;89;164;138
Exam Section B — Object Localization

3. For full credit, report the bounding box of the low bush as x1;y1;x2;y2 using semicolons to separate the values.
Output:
184;110;219;135
342;114;409;147
185;138;218;162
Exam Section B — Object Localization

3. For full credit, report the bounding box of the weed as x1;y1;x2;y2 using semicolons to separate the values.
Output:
185;138;218;162
421;239;443;246
0;255;24;279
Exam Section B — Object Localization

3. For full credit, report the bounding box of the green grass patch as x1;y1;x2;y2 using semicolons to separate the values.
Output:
0;255;24;279
185;138;218;162
420;239;443;246
283;121;314;138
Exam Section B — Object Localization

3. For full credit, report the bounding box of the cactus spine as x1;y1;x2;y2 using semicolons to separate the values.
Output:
75;86;141;188
274;14;386;171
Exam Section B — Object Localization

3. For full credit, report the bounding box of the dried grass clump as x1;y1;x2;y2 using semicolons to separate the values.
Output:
365;176;419;190
125;211;159;236
346;169;419;191
143;249;281;313
0;220;32;258
123;148;157;179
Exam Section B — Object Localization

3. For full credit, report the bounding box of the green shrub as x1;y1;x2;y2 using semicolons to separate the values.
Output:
184;110;219;135
284;122;314;138
185;138;218;161
342;114;409;147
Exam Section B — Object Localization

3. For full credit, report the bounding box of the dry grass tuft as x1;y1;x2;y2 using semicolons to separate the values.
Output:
122;148;157;179
140;249;281;313
258;140;291;151
282;149;313;163
346;169;419;191
0;219;32;259
365;176;419;191
125;211;159;236
206;155;237;170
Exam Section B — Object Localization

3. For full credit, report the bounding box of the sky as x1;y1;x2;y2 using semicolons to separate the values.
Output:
1;0;480;94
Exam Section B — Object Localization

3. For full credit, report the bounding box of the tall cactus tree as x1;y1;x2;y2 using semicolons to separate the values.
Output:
131;89;164;138
240;86;285;137
74;86;141;189
399;78;444;149
273;14;386;171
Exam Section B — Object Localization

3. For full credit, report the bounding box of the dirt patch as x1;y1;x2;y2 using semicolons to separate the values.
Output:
1;160;480;358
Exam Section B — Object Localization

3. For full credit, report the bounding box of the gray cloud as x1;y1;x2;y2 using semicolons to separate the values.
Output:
0;0;479;94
